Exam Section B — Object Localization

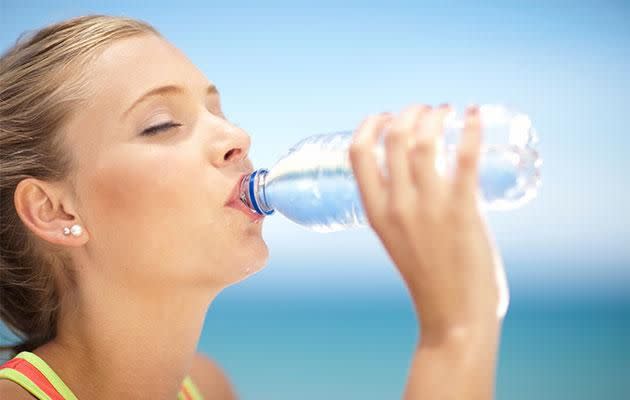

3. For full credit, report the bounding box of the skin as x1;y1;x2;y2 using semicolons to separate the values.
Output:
1;33;509;399
350;106;509;399
6;34;258;399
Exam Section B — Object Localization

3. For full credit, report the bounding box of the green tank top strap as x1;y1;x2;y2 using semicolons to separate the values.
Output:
0;351;204;400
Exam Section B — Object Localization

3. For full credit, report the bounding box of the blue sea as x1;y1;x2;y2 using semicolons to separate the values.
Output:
200;280;630;400
1;265;628;399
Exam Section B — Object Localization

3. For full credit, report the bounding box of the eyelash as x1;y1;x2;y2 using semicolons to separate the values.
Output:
141;121;182;136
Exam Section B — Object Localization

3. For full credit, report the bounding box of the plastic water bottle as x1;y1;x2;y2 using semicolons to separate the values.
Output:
239;105;542;232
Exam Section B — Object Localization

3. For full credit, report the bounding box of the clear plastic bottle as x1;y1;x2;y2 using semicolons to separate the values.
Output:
240;105;542;232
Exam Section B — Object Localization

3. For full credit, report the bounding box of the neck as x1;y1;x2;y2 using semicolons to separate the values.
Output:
36;273;220;399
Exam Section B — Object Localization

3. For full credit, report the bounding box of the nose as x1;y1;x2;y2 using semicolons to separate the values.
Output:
209;120;252;168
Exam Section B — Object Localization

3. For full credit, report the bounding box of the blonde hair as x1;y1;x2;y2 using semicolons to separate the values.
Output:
0;15;159;357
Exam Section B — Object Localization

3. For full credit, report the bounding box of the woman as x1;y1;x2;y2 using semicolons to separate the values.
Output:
0;15;509;399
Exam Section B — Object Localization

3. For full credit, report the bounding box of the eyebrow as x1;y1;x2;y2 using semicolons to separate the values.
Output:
123;84;219;118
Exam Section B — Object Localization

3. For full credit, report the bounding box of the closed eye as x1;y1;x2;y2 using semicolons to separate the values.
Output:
141;121;183;136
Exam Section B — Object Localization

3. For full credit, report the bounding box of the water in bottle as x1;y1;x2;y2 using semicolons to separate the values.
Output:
239;105;542;232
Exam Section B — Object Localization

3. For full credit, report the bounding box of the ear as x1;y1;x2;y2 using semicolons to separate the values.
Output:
14;178;89;247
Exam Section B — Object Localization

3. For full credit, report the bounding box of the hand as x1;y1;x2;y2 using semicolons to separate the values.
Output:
349;105;509;341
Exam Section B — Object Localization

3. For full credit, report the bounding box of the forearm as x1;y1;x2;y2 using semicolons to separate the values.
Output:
404;323;502;400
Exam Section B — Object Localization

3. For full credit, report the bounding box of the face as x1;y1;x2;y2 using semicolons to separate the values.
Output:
62;34;268;290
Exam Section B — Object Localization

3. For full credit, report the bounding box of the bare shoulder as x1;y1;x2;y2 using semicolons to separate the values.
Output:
189;352;237;400
0;379;36;399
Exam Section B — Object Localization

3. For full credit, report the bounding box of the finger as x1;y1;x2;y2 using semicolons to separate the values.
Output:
386;105;429;203
349;113;392;221
410;104;451;192
452;106;482;201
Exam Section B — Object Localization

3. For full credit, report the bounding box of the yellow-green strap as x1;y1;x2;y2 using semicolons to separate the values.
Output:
182;375;204;400
5;352;203;400
0;368;53;400
15;352;79;400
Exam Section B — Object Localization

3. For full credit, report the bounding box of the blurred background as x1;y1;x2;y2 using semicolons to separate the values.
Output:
1;0;628;398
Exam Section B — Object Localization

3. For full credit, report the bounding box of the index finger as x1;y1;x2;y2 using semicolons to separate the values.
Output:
349;114;392;223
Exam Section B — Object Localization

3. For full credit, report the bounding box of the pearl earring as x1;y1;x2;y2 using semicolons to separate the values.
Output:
63;224;83;237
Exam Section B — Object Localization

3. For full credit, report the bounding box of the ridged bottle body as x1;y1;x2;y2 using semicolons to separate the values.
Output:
241;105;542;232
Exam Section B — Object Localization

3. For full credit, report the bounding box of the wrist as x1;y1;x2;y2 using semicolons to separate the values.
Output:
407;320;502;400
419;319;502;350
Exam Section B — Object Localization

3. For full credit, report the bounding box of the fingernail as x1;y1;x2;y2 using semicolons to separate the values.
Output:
466;105;479;115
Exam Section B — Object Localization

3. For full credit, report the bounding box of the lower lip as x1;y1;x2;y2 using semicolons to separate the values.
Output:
226;199;265;223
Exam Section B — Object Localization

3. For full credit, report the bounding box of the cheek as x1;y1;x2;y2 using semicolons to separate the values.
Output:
74;145;264;286
89;156;188;223
79;146;216;259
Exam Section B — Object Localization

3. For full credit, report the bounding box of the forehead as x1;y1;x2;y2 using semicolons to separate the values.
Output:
86;34;209;108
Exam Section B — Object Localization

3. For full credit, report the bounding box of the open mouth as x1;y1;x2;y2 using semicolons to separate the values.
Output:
225;174;264;222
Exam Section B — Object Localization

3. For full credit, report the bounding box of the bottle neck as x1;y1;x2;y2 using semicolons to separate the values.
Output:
241;169;274;215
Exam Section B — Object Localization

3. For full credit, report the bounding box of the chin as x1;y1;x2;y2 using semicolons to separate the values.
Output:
223;238;269;285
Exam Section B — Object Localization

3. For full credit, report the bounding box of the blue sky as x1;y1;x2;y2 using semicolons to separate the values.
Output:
1;0;629;297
